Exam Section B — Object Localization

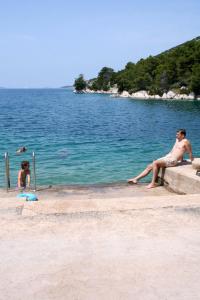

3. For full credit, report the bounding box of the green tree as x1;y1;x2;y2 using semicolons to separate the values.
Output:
93;67;114;90
78;36;200;96
190;64;200;97
74;74;87;91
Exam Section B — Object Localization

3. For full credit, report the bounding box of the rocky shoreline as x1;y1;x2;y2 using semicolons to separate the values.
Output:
76;87;200;100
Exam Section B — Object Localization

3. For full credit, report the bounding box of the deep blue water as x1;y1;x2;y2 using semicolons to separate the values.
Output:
0;88;200;187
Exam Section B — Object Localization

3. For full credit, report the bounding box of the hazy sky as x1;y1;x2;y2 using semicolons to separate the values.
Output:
0;0;199;88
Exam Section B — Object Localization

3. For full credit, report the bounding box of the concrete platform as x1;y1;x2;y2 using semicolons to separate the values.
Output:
22;193;200;217
159;162;200;194
1;186;200;300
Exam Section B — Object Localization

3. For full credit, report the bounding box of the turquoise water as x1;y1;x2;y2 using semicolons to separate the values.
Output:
0;88;200;187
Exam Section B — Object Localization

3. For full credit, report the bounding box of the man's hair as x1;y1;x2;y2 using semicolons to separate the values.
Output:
21;161;30;170
177;129;186;136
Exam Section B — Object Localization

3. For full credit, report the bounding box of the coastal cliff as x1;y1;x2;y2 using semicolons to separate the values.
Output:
74;36;200;100
82;87;199;100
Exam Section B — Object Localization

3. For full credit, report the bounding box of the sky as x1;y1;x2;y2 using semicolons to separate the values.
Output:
0;0;200;88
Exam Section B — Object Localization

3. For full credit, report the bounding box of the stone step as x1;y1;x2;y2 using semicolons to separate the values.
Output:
158;162;200;194
22;194;200;216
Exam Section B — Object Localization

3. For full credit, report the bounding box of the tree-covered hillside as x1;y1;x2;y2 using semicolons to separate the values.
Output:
74;37;200;97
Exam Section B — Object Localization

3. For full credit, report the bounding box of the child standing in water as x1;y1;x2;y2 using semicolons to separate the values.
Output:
18;161;31;188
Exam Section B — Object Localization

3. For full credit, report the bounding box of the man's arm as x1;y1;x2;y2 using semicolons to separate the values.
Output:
185;141;194;161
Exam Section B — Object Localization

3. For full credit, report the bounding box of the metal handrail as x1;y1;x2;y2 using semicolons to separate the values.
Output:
32;152;37;191
4;151;37;192
5;152;11;192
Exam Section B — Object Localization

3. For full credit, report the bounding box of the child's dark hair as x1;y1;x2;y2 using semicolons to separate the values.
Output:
21;161;30;170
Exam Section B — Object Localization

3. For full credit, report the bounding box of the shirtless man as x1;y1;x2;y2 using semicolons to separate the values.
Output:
128;129;193;189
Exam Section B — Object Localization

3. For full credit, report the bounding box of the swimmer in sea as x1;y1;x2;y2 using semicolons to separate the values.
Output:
16;146;27;154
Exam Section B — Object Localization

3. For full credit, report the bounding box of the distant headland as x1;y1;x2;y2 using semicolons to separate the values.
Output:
74;36;200;100
61;85;73;89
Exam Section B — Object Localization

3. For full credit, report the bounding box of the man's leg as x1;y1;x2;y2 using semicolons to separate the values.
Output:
147;160;166;189
128;163;153;184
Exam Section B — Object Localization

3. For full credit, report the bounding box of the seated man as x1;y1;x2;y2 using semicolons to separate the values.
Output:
128;129;193;189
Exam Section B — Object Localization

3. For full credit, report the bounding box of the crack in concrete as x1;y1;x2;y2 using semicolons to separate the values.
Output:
21;205;200;219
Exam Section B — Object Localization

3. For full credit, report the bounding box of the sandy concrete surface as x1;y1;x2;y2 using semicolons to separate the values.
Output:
1;185;200;300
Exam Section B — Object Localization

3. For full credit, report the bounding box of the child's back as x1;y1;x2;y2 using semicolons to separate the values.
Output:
18;161;30;188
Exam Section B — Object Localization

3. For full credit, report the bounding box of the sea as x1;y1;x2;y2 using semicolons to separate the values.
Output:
0;88;200;188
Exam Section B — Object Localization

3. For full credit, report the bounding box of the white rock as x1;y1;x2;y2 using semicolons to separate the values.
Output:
188;92;195;99
148;95;156;99
109;87;118;94
84;87;197;101
180;86;187;90
166;91;176;99
131;90;149;99
175;94;189;100
162;93;167;99
120;91;131;97
85;88;94;93
154;95;161;99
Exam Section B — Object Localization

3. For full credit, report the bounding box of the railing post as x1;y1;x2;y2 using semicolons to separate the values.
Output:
32;152;36;191
5;152;11;192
